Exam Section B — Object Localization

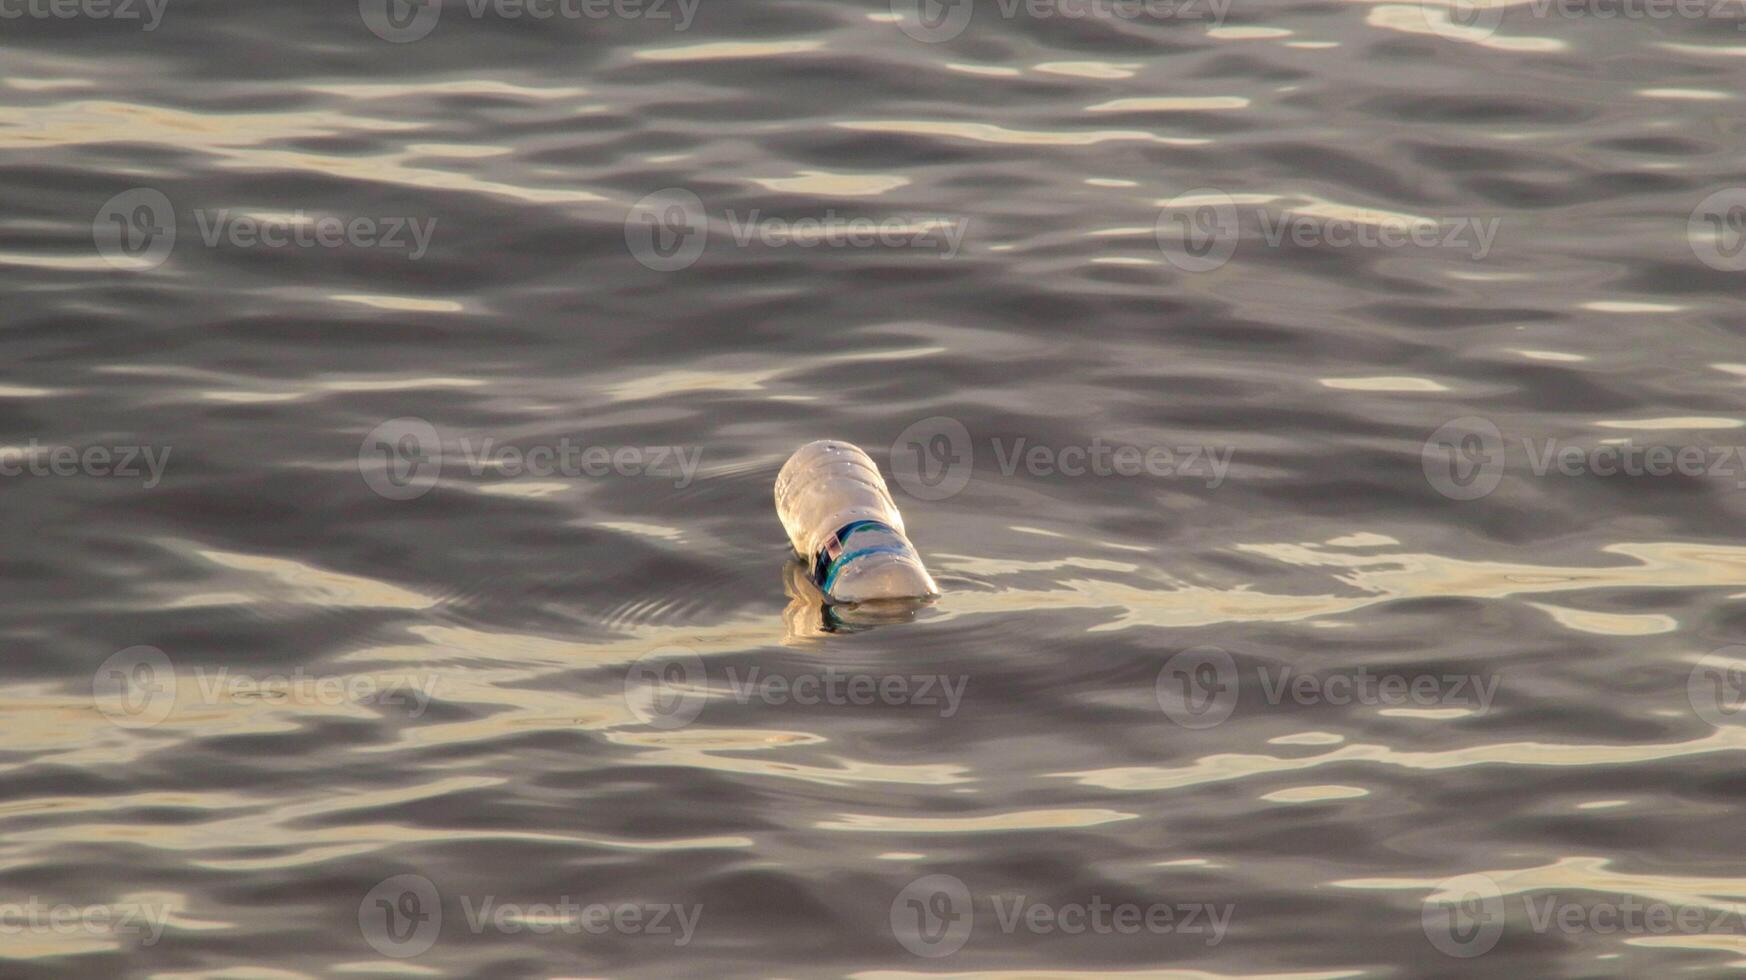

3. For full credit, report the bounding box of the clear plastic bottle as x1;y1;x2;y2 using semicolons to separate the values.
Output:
774;440;939;603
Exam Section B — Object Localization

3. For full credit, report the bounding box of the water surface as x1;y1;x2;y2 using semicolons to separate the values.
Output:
4;0;1746;976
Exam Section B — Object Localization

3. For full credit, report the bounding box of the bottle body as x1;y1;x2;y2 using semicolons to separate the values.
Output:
774;440;939;603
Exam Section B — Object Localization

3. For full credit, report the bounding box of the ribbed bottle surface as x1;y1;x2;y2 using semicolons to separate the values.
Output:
774;440;937;602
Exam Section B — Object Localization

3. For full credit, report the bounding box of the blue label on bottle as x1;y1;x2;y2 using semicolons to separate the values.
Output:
813;520;910;596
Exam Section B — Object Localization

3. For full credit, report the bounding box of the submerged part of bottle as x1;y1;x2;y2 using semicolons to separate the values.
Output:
774;440;939;603
782;556;926;639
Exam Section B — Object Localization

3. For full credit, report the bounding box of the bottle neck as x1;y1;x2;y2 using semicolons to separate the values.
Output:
813;520;912;594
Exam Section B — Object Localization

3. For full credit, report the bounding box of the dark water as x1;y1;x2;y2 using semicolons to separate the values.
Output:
6;0;1746;976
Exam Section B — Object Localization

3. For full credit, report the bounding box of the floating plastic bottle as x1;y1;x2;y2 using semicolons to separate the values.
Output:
774;440;939;603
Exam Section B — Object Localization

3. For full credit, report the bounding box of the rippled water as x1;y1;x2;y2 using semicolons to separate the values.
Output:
6;0;1746;976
